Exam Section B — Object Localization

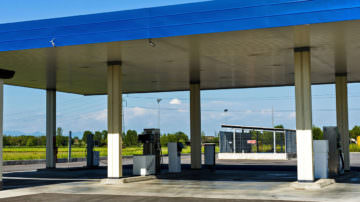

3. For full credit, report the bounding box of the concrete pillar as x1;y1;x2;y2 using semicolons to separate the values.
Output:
190;82;201;169
107;62;123;178
46;89;56;169
294;47;314;182
336;74;350;171
0;80;3;189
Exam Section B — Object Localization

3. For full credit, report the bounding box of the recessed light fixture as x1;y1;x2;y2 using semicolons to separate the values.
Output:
49;38;56;48
248;53;263;57
148;39;156;47
219;76;231;80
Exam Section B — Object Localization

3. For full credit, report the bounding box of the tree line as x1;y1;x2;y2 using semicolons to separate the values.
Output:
5;125;359;147
3;128;196;147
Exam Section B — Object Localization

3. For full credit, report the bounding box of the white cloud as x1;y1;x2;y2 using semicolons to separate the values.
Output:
131;107;150;116
169;98;182;105
126;107;156;119
245;109;252;114
260;109;271;115
289;112;296;119
81;109;107;121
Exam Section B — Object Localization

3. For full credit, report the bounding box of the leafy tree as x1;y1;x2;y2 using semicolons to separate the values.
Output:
3;136;9;146
160;135;168;146
101;130;108;146
38;136;46;146
175;131;189;143
160;131;189;146
201;131;206;142
55;127;69;147
82;130;94;144
274;124;284;129
124;130;138;147
26;137;36;146
350;126;360;140
312;126;323;140
94;131;102;146
56;127;63;137
73;136;81;146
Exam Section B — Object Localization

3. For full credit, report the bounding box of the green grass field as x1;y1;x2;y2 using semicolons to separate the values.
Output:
2;146;219;161
4;144;360;161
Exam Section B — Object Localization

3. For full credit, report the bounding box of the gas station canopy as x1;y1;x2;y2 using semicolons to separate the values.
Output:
0;0;360;95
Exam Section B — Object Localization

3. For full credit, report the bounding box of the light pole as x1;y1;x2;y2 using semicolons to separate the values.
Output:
272;106;274;127
123;97;127;134
157;98;162;129
224;109;228;124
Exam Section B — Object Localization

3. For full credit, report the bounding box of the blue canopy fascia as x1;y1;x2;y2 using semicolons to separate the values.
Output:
1;0;360;51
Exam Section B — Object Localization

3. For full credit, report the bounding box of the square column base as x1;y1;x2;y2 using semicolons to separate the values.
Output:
291;179;335;190
101;176;155;184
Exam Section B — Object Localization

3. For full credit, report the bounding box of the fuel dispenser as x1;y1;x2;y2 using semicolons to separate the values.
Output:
137;129;161;174
168;142;184;173
86;133;99;167
323;126;345;177
86;133;94;167
53;136;58;164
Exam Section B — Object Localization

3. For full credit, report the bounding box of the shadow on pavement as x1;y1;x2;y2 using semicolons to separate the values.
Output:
157;164;297;182
3;163;360;190
2;165;133;190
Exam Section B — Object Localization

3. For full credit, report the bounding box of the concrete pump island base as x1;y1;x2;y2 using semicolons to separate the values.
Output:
2;0;360;201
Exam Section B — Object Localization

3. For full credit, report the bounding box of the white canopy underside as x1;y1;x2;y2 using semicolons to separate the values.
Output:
0;21;359;95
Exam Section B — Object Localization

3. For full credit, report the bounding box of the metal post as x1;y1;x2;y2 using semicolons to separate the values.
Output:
233;128;236;153
261;130;264;152
241;129;244;153
284;131;287;153
157;98;162;129
256;131;259;153
280;131;283;152
273;131;276;153
68;131;72;164
219;131;222;153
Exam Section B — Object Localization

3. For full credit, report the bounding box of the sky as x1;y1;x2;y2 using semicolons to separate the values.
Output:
1;0;360;137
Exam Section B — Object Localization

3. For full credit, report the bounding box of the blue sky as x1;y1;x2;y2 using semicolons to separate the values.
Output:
1;0;360;137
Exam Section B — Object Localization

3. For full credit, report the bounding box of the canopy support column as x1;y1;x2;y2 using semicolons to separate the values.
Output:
190;82;201;169
294;47;314;182
336;74;350;171
107;62;123;178
46;89;56;169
